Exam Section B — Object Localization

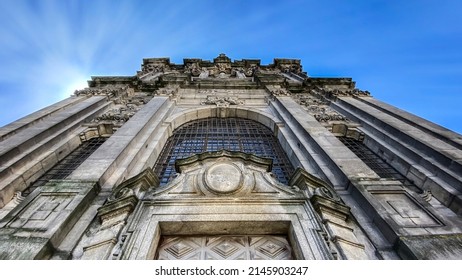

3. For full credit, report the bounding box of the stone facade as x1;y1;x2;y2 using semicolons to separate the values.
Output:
1;54;462;259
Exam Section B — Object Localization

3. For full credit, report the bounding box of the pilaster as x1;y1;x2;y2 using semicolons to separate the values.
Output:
271;95;379;188
67;96;170;186
332;96;462;215
0;95;111;208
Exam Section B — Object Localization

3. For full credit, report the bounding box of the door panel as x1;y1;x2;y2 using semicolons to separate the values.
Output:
156;235;293;260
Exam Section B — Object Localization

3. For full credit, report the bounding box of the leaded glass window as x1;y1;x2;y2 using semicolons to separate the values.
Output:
339;137;417;190
24;137;107;196
154;118;294;186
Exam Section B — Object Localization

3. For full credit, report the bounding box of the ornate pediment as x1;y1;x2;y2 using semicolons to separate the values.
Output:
146;150;301;201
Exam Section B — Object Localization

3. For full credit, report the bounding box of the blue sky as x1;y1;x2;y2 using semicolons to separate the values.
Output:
0;0;461;133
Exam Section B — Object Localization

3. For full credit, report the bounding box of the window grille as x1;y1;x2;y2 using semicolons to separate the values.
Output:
338;137;416;189
24;137;107;196
154;118;294;186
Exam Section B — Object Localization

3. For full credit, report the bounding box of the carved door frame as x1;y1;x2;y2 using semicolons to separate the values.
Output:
115;151;334;260
120;211;330;260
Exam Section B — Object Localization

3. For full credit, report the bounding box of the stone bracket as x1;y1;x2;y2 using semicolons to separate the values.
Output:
78;169;159;260
289;168;341;201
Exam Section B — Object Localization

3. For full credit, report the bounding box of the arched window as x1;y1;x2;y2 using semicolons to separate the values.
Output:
154;117;294;186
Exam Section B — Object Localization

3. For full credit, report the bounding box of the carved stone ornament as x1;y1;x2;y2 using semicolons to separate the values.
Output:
295;93;347;123
107;168;159;204
279;63;301;74
149;149;300;198
201;95;244;107
96;168;158;224
420;190;433;202
233;69;247;79
11;191;25;206
244;65;258;77
92;95;149;125
316;87;371;98
116;150;337;260
350;88;370;96
146;64;164;73
139;58;171;76
273;59;302;74
289;168;342;202
199;68;210;78
74;85;131;97
204;162;243;194
184;62;201;76
313;109;347;123
94;105;138;124
155;85;180;97
269;87;291;96
217;62;231;73
297;95;328;106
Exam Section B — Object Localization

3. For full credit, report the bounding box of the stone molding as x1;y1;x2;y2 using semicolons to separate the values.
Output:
175;150;273;173
290;168;369;259
78;169;159;260
134;54;308;81
114;152;335;259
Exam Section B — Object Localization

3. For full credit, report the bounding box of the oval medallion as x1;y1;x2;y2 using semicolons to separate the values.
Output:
204;162;243;194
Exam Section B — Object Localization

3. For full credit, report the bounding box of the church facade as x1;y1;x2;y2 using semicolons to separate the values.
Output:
1;54;462;259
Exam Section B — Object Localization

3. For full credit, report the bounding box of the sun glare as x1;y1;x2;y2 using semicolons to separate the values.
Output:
62;77;90;98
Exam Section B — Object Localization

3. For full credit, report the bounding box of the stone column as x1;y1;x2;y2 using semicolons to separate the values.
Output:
51;96;171;259
66;96;170;186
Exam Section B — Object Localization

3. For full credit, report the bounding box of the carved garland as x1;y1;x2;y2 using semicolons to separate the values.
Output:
201;95;244;107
